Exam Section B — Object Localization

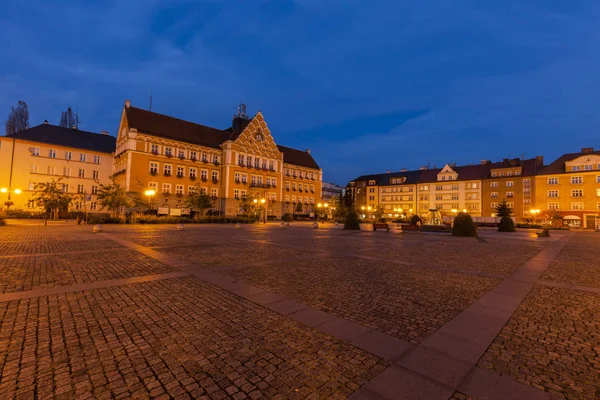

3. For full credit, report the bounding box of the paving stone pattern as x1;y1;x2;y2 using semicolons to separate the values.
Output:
0;250;176;293
542;232;600;289
224;255;500;343
480;285;600;399
0;276;387;399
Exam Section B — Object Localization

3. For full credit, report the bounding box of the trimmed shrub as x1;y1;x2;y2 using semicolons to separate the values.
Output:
410;215;422;226
0;218;5;226
88;215;126;224
498;216;516;232
282;213;293;222
344;209;360;230
452;212;477;237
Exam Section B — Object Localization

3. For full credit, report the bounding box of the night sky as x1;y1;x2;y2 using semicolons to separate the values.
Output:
2;1;599;185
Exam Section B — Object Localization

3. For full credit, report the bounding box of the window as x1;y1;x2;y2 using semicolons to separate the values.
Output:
284;195;290;202
32;147;40;156
211;188;218;197
201;169;207;179
47;165;55;175
78;169;85;178
62;183;69;192
571;176;583;184
234;189;240;199
164;164;172;176
254;158;260;168
241;174;247;183
584;164;593;171
506;181;514;187
571;202;583;210
65;151;72;160
247;156;252;166
491;202;498;209
93;155;101;164
571;189;583;197
162;183;171;194
467;204;478;210
507;171;512;176
90;202;97;211
28;182;34;190
178;150;185;159
506;192;514;198
92;170;99;179
548;177;558;185
285;181;290;189
451;203;460;209
31;164;39;173
451;184;459;190
435;185;442;191
420;185;429;191
435;194;442;201
499;172;504;177
269;160;275;171
597;188;600;197
149;162;159;174
597;176;600;183
91;185;98;195
189;167;197;178
451;194;459;200
80;153;87;162
291;182;296;190
491;172;496;177
515;171;521;176
188;185;196;193
548;202;559;210
238;154;244;165
151;144;159;154
27;199;36;209
77;184;85;194
506;202;514;208
212;171;219;181
523;179;530;184
49;149;56;158
572;165;581;171
435;203;443;210
176;185;184;195
292;195;297;203
213;155;219;164
548;190;559;198
190;151;197;160
148;182;158;191
177;166;185;177
165;147;173;157
491;192;498;198
63;167;71;177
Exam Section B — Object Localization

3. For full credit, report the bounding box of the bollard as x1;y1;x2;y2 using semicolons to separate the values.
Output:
235;223;242;229
176;223;185;231
280;222;286;228
312;222;319;229
92;224;103;233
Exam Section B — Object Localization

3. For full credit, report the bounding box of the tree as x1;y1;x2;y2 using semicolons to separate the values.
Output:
184;186;213;216
59;107;78;129
330;195;347;220
374;205;384;221
5;100;29;135
498;216;516;232
295;202;303;214
96;177;132;216
452;212;477;237
344;208;360;230
496;199;512;217
343;187;354;208
33;179;72;221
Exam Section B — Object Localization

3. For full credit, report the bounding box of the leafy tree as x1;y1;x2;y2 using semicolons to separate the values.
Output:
410;215;421;226
498;216;516;232
184;186;213;216
343;186;354;208
59;107;78;128
96;177;132;216
374;205;384;221
239;190;260;217
496;199;512;217
5;100;29;134
330;195;347;220
343;208;360;230
33;179;72;221
452;212;477;237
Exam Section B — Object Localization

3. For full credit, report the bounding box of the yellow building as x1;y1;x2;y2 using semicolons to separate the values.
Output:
0;122;115;213
534;148;600;229
114;101;322;217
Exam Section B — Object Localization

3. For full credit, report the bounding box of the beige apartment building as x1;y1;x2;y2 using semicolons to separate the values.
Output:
0;122;115;213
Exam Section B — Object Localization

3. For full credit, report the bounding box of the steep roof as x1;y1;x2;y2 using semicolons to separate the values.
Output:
352;170;423;185
125;106;230;149
5;123;116;154
277;145;320;170
538;150;600;175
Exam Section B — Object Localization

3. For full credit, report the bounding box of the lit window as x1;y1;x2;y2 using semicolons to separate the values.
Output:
49;149;56;158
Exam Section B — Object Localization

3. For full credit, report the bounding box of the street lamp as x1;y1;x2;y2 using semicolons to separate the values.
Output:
1;187;21;210
145;189;155;214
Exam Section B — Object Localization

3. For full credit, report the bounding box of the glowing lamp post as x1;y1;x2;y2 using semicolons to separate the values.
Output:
145;189;155;213
1;187;21;210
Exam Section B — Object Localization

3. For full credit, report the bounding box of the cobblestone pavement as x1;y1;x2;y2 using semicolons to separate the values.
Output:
0;277;387;399
542;231;600;288
0;250;177;293
0;224;597;399
222;255;499;343
479;285;600;399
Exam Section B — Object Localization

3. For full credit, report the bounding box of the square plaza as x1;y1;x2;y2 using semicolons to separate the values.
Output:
0;223;598;399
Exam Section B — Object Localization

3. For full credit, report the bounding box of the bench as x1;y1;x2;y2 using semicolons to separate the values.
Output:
372;223;390;232
400;224;420;234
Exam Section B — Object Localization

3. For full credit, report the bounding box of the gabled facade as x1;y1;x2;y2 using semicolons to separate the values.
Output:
534;148;600;228
114;100;322;217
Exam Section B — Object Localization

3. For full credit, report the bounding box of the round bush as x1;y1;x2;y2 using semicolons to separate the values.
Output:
282;213;293;222
344;210;360;230
498;216;516;232
410;215;422;226
452;212;477;237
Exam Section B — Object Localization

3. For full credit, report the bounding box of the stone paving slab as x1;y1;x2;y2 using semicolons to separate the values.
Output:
0;276;388;399
222;255;500;343
479;285;600;399
0;249;177;294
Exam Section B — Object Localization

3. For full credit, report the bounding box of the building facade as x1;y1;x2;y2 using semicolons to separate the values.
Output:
114;101;322;218
0;122;115;213
321;181;344;202
535;148;600;229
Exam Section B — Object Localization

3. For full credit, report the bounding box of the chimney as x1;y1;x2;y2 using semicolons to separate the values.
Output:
480;160;490;164
306;149;310;154
43;120;48;124
125;99;131;108
581;147;594;154
386;170;391;174
401;168;407;172
100;131;109;135
502;158;509;163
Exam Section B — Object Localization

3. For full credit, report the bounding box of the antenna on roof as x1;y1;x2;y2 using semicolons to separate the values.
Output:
149;88;153;112
521;153;525;160
234;101;248;119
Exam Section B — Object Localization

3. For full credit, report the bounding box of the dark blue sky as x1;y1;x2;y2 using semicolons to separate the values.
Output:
2;1;599;184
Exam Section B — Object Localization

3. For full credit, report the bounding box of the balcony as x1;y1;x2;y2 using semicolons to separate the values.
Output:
178;155;185;160
189;176;197;181
190;157;197;162
176;173;184;178
163;172;172;177
150;170;159;176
